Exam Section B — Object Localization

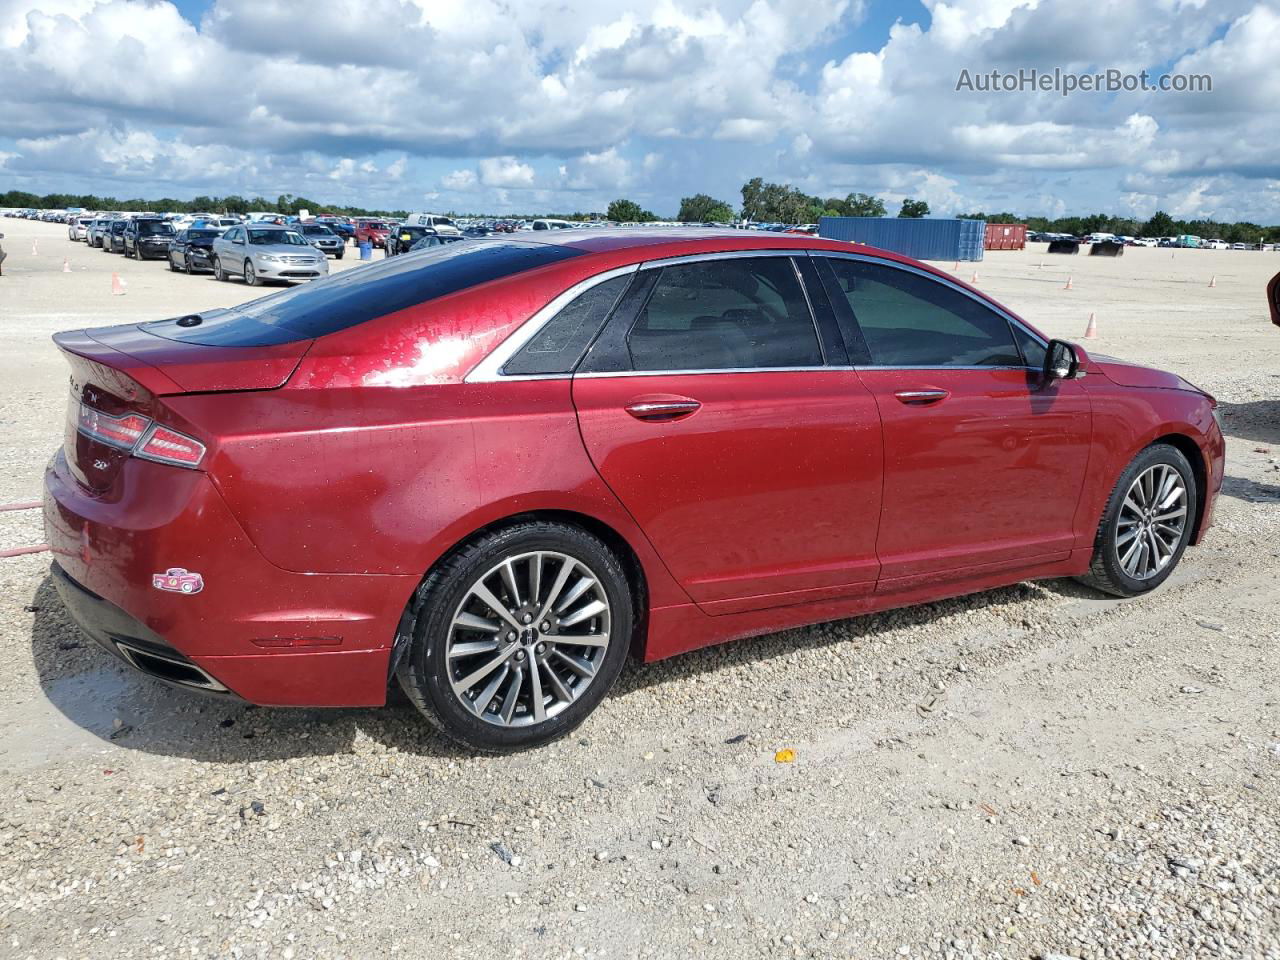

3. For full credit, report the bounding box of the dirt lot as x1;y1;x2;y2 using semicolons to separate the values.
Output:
1;219;1277;960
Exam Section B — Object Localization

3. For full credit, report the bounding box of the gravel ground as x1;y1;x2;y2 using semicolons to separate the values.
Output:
0;220;1277;960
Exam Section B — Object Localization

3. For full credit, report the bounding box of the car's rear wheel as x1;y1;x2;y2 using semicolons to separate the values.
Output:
213;256;226;281
397;521;633;753
168;252;179;271
1079;444;1197;598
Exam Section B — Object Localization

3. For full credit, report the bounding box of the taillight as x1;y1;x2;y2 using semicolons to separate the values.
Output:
136;424;206;467
77;404;149;449
74;399;206;469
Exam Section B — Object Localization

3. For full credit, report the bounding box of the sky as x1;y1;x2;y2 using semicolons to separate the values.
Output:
0;0;1277;221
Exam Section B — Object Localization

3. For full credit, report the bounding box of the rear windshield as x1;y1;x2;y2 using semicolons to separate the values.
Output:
141;240;583;346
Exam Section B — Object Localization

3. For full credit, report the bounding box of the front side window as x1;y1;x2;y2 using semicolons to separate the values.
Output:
626;257;823;371
823;258;1021;367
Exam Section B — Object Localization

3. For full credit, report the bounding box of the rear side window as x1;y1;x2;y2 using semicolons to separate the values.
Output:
503;274;631;375
142;241;583;346
823;258;1020;367
626;257;822;371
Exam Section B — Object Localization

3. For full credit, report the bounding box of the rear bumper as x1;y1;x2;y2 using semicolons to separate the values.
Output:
43;451;414;706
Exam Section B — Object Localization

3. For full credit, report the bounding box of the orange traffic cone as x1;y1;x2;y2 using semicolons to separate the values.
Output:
1208;275;1216;288
1084;312;1098;339
970;271;979;284
111;273;126;296
1063;275;1073;290
62;257;71;273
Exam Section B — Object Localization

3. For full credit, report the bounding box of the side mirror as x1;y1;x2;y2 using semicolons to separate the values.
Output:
1042;339;1081;385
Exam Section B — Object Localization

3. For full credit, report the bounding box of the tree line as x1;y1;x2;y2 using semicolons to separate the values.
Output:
6;184;1278;241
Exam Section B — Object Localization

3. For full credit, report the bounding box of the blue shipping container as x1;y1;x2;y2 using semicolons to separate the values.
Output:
817;217;986;262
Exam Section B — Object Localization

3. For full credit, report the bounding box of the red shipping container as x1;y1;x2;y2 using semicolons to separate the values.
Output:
984;223;1027;251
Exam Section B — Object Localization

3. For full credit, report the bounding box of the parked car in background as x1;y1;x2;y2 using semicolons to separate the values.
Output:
408;234;467;253
402;213;461;236
211;224;329;286
385;224;437;256
67;216;94;241
43;230;1224;752
102;219;129;253
531;218;574;231
297;223;346;259
167;228;223;274
123;217;177;260
86;218;111;247
354;220;391;248
314;216;355;242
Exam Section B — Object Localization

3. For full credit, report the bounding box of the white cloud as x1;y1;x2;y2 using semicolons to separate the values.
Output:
0;0;1275;221
478;156;535;188
441;168;478;190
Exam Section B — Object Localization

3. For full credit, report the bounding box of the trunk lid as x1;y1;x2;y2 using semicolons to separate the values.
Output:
53;322;310;492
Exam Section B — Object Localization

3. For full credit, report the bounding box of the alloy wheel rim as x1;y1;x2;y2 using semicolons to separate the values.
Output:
446;551;611;728
1116;464;1188;580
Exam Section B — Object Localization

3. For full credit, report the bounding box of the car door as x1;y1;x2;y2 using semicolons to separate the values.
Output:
814;254;1092;589
571;253;883;614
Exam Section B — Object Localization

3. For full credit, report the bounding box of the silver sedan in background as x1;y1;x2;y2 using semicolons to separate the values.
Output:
211;224;329;286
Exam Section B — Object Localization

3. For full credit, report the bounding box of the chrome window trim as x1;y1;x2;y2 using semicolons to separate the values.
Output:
808;249;1049;353
465;263;639;383
468;247;1052;382
576;366;845;379
639;248;800;270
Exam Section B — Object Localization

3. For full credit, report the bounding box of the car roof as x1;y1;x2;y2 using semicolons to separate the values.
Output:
496;226;869;258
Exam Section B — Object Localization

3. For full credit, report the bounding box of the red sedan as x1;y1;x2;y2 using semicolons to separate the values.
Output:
354;219;391;248
44;231;1224;752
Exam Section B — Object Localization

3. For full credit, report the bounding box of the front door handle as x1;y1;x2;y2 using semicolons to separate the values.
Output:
625;399;701;421
894;389;950;405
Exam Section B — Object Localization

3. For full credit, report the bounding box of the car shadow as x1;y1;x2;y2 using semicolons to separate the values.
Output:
1217;399;1280;446
1220;474;1280;503
27;575;473;763
30;573;1085;763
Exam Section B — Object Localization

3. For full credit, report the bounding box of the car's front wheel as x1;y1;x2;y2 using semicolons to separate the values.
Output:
397;522;633;753
1080;443;1197;597
244;261;259;286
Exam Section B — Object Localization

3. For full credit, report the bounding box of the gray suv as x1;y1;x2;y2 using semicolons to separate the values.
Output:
211;225;329;286
298;223;346;259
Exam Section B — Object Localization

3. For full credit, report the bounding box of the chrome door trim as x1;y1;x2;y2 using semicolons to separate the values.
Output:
808;249;1050;352
464;263;639;383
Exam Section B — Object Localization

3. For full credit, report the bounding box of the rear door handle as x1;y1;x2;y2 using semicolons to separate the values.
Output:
894;389;950;405
625;399;701;421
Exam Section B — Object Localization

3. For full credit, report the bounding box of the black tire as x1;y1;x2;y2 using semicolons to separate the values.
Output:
335;249;344;260
213;256;226;281
184;253;195;275
168;252;179;271
1078;443;1197;598
244;261;258;286
397;521;633;753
